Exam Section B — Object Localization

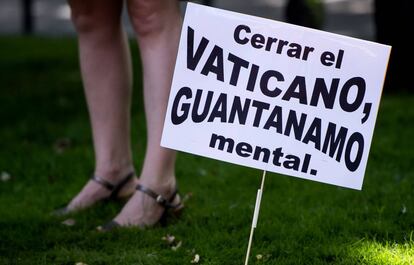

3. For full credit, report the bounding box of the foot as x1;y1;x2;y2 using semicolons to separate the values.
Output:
107;177;179;228
62;168;138;214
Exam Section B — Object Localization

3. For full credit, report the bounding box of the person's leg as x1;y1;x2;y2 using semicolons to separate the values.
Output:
111;0;182;226
65;0;137;211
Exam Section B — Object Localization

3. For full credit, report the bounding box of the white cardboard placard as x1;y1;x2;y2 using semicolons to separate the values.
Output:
161;3;391;190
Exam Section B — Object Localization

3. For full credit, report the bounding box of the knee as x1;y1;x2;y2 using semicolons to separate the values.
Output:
68;1;99;33
127;0;179;37
68;0;120;33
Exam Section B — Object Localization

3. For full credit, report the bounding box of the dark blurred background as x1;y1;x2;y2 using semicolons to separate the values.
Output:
0;0;410;92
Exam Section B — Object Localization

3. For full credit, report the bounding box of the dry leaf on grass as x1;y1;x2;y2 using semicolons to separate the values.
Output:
401;204;407;214
171;241;182;251
190;254;200;263
162;234;182;251
61;218;76;226
1;171;11;182
161;234;176;245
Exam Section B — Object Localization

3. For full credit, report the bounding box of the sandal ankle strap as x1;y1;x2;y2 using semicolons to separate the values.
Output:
91;171;135;192
136;184;179;209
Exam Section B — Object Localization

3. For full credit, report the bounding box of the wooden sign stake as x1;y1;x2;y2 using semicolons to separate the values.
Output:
244;170;267;265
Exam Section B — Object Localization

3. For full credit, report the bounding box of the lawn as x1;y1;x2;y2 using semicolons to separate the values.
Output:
0;37;413;265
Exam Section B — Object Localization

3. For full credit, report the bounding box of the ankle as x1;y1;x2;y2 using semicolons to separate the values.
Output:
139;174;176;195
94;162;135;182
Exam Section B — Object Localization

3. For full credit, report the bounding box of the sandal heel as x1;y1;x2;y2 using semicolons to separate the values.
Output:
136;184;185;226
98;182;185;231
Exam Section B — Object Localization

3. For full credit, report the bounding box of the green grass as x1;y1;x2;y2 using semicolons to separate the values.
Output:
0;37;414;265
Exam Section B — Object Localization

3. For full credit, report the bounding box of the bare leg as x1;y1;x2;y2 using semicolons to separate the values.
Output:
65;0;137;211
111;0;182;226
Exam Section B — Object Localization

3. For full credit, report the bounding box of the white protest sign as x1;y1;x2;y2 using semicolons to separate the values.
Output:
161;3;391;190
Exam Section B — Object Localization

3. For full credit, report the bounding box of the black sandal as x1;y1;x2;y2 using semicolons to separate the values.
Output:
52;171;136;216
97;183;184;231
